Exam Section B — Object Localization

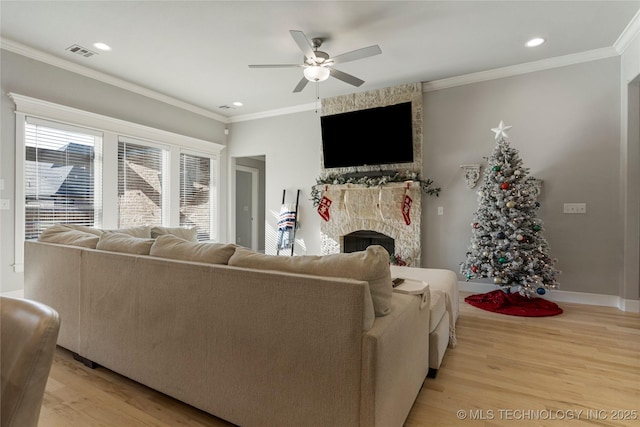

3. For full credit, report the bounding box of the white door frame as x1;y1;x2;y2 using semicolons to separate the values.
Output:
236;165;259;251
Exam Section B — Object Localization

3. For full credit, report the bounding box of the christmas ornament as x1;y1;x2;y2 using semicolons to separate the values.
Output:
500;182;509;190
491;120;512;140
473;222;479;229
536;287;546;295
516;234;524;241
492;165;501;172
506;201;516;208
532;224;542;232
497;232;506;239
494;277;502;284
499;257;507;263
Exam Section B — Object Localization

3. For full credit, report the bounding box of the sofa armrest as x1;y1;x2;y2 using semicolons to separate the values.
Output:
360;291;431;427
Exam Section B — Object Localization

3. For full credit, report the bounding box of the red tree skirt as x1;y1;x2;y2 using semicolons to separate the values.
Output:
465;289;563;317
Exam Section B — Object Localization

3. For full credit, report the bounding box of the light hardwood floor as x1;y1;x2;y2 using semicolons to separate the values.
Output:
39;294;639;426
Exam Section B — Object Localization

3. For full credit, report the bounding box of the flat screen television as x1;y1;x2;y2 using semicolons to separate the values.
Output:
320;101;414;169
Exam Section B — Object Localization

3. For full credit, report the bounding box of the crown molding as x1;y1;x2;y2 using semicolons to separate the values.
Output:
422;47;619;92
228;102;319;123
0;37;229;123
614;8;640;54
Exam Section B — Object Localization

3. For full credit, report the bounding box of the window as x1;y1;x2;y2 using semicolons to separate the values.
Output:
24;117;102;239
118;137;168;228
180;152;215;240
12;93;224;272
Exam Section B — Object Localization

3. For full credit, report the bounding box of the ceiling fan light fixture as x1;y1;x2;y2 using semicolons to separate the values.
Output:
304;66;330;82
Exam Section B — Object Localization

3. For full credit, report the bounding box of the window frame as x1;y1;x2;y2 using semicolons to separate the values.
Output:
11;93;224;272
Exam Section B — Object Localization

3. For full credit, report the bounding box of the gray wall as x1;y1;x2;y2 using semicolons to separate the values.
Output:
0;50;227;292
230;57;631;299
228;112;322;256
2;46;637;302
423;58;621;295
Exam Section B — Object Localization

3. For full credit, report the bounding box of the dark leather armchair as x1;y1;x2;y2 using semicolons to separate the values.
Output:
1;296;60;427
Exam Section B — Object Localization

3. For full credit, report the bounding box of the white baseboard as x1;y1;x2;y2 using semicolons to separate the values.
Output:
458;281;640;313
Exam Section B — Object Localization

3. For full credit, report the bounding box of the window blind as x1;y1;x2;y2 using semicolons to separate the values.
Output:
24;117;102;239
117;137;168;228
180;152;214;241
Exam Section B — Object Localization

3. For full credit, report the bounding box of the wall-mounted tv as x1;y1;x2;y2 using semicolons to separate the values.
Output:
320;101;414;169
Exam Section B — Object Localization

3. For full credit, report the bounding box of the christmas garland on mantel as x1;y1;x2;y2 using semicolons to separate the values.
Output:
311;170;441;207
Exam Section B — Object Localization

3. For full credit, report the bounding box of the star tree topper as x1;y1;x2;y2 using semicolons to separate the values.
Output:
491;120;512;140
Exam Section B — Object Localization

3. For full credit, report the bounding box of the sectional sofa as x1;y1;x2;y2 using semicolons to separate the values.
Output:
24;224;437;427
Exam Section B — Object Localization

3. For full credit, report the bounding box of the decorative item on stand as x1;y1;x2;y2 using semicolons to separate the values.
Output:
460;164;481;188
277;189;300;256
459;121;561;316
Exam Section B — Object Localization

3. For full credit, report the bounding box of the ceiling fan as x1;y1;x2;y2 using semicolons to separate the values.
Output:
249;30;382;93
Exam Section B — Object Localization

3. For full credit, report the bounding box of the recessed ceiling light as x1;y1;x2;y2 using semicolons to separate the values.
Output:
93;42;112;51
232;101;243;107
525;37;545;47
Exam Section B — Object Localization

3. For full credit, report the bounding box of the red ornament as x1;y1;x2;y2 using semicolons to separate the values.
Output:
500;182;509;190
472;222;479;229
472;265;478;273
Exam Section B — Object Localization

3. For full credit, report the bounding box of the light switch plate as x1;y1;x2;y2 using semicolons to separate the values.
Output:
563;203;586;214
0;199;9;210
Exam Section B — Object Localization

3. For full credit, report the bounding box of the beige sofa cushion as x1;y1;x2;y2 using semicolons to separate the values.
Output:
150;234;237;264
96;232;155;255
228;245;393;317
151;226;198;242
65;224;152;238
38;224;100;248
65;224;103;236
107;225;152;238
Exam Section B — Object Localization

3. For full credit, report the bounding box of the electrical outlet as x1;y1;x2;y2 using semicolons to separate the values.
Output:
0;199;9;210
437;206;443;216
563;203;586;214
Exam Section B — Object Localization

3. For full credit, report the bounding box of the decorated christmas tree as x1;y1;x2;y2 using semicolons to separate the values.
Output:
460;121;560;297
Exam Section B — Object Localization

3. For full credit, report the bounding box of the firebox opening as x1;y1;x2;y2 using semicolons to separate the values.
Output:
343;230;394;256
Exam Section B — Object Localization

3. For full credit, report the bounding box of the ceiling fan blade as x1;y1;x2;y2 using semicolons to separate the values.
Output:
293;76;309;93
289;30;316;60
329;45;382;65
248;64;302;68
329;68;365;87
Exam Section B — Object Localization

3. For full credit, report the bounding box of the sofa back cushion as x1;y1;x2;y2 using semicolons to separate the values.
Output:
150;234;237;264
38;224;100;248
150;226;198;242
96;232;155;255
228;245;392;317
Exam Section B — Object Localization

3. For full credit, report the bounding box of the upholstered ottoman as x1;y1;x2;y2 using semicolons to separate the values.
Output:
390;266;459;376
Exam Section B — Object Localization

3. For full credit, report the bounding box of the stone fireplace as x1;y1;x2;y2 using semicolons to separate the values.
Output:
318;82;423;266
319;183;422;266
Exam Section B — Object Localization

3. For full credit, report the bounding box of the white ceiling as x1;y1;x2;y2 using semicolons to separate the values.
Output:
1;1;639;122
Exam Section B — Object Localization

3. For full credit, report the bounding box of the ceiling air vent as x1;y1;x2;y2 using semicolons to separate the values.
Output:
66;44;98;58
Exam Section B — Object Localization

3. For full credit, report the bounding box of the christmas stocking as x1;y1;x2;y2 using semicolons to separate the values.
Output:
317;190;332;222
402;187;412;225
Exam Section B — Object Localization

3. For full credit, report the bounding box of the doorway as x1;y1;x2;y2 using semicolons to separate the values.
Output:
234;156;265;252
